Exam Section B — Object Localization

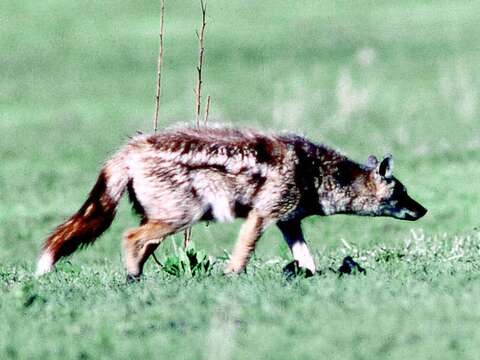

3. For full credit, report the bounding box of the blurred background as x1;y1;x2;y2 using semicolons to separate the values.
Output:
1;0;479;268
2;2;480;359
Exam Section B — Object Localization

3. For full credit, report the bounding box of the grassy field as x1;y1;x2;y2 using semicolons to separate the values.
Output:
2;1;480;359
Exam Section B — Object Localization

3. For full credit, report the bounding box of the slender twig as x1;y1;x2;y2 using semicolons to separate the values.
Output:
183;230;191;249
194;0;207;128
203;95;211;125
153;0;166;133
185;0;208;248
183;227;192;249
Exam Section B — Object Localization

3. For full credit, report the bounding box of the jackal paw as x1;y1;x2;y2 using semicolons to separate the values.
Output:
223;263;246;275
126;274;141;283
283;260;314;279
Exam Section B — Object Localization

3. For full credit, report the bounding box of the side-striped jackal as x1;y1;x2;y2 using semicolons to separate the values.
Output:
36;127;427;280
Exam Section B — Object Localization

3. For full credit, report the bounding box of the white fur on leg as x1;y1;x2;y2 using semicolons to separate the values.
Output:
291;241;316;273
35;251;54;277
207;194;234;223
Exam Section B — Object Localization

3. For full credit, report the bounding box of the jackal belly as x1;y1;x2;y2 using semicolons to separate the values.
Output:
130;163;269;225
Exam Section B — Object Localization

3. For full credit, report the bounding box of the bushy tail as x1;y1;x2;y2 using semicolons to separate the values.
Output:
36;155;129;276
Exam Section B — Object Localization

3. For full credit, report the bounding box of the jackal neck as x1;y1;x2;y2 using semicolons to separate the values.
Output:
313;148;370;216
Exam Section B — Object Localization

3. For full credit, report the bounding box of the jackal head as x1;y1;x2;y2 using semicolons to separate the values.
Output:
327;155;427;221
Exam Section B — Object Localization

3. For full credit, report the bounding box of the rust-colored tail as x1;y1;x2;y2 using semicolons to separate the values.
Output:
36;158;129;276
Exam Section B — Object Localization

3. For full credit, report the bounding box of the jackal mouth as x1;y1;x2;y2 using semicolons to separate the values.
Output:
389;192;428;221
403;209;427;221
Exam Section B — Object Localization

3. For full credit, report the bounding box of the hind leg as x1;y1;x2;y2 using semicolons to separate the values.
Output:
123;220;178;281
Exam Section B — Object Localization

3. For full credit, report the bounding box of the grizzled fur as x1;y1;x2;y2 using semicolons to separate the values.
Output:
36;127;427;279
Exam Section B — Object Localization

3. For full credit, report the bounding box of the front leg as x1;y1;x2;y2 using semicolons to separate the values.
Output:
277;220;316;273
225;210;266;274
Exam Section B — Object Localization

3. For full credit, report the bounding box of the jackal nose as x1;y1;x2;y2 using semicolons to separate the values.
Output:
416;205;427;219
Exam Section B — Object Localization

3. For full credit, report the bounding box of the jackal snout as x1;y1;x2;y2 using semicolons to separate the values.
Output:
389;190;428;221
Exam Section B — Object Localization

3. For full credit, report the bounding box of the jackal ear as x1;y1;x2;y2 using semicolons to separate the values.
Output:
366;155;379;168
377;154;393;179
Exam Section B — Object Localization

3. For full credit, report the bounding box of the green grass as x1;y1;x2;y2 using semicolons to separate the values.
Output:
1;0;480;359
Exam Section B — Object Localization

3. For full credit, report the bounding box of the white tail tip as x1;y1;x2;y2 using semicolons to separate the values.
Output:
35;252;54;277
